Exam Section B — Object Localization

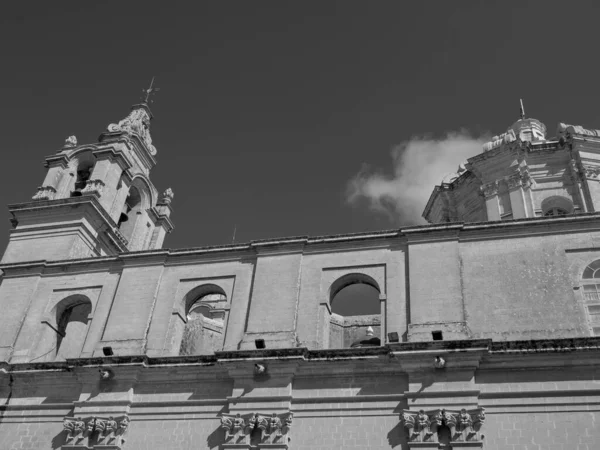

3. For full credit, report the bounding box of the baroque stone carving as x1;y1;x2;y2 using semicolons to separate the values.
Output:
220;411;293;448
81;179;105;197
63;417;86;444
480;181;498;198
107;107;157;156
402;408;485;447
221;413;251;444
160;187;174;205
506;173;523;190
62;415;130;449
582;164;600;179
32;185;57;201
482;129;517;152
64;135;78;148
558;123;600;138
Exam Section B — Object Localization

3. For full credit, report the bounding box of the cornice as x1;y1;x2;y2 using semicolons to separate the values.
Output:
91;146;133;172
7;196;128;253
2;338;600;376
98;133;157;171
4;213;600;272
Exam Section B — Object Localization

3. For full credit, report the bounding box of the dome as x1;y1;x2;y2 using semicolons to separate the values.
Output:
508;118;546;142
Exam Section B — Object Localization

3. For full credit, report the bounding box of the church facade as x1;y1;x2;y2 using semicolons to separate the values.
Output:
0;102;599;449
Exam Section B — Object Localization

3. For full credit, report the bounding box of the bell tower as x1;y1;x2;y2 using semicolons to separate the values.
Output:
2;101;174;264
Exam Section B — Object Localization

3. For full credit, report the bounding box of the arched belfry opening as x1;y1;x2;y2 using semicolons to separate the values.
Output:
70;152;95;197
329;274;381;348
179;284;227;356
117;186;142;242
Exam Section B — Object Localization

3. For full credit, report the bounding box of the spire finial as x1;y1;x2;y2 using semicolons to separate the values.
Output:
519;98;525;120
142;76;160;104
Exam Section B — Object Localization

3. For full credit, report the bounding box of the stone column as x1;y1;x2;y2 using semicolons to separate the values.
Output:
480;181;500;221
81;148;131;217
32;155;69;201
507;173;528;219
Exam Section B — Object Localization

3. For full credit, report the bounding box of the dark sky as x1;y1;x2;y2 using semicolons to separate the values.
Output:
1;1;599;253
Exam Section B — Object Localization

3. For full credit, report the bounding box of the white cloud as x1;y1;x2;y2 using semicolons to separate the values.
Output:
347;131;489;225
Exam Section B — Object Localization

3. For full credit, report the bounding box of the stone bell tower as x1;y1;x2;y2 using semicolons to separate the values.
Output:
2;101;174;264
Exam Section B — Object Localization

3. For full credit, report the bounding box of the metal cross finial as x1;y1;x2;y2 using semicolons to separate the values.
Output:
142;77;160;104
519;98;525;120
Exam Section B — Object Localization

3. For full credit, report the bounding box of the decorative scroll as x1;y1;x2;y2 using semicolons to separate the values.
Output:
402;408;485;447
482;129;517;152
160;187;174;205
107;107;157;155
64;135;78;148
62;415;130;449
32;186;57;201
81;179;105;197
558;123;600;138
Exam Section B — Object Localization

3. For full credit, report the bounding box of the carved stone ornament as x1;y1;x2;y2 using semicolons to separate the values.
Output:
402;408;485;447
64;135;78;148
506;172;523;190
107;107;157;155
221;413;252;445
32;185;57;201
161;187;174;205
558;123;600;138
220;412;293;448
480;181;498;198
62;415;130;449
81;179;106;197
582;164;600;180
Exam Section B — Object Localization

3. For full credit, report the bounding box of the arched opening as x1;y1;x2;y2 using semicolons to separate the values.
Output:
581;260;600;336
117;186;142;242
329;274;381;348
70;157;94;197
54;295;92;360
541;195;574;217
179;285;227;356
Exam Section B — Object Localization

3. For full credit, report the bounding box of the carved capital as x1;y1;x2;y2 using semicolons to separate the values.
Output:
61;414;130;449
480;181;498;198
401;408;485;446
402;410;437;443
221;413;251;444
506;173;523;190
63;417;86;445
32;185;57;201
221;411;292;447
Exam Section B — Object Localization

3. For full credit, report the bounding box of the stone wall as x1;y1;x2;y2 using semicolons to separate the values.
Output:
1;215;600;364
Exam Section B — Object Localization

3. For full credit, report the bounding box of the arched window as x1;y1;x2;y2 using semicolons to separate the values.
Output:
329;274;381;349
70;161;94;197
581;260;600;336
544;208;568;217
179;286;227;356
54;296;92;360
541;195;574;217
